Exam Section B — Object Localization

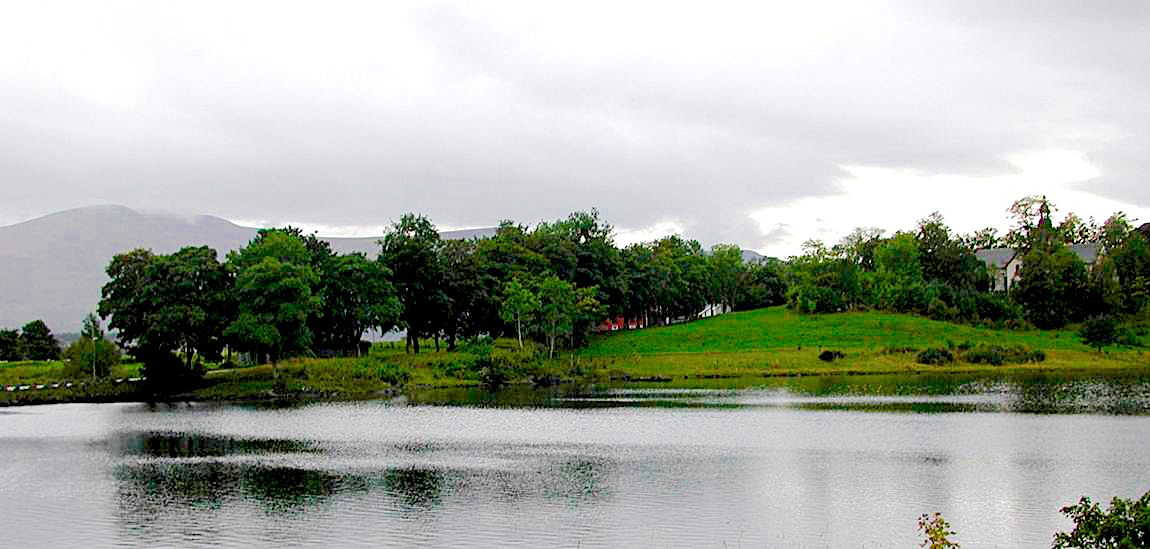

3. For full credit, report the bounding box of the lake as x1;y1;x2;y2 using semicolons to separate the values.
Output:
2;372;1148;548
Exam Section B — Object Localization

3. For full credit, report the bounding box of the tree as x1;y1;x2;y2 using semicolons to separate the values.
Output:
63;313;119;379
500;277;539;349
836;227;884;270
320;253;401;356
1013;241;1090;329
917;213;987;291
1004;195;1057;250
708;244;744;312
0;328;24;361
225;255;319;379
100;246;232;377
155;246;233;369
1058;213;1100;245
1080;316;1120;352
99;248;157;352
962;227;1000;250
734;259;788;311
869;233;927;312
1053;490;1149;549
536;275;578;358
1109;228;1150;315
20;320;60;361
439;239;485;351
379;214;446;353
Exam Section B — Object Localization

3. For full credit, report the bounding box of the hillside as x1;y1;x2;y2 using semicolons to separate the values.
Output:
0;205;493;332
578;307;1146;378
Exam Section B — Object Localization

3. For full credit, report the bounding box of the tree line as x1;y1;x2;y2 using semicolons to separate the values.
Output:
95;210;787;383
786;196;1150;330
11;195;1145;384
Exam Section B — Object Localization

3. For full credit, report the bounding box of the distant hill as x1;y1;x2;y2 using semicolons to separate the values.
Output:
0;205;494;332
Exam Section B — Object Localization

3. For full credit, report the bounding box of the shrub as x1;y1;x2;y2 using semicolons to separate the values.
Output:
818;350;845;362
916;347;954;365
62;337;120;379
960;344;1045;366
918;512;959;549
472;338;542;387
1052;490;1149;549
927;298;951;321
138;350;204;393
882;346;919;355
1080;315;1120;351
376;361;410;385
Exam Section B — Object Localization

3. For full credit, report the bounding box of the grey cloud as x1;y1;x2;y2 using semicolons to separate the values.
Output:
0;0;1147;248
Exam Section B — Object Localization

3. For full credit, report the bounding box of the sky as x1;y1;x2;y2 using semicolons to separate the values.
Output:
1;0;1148;257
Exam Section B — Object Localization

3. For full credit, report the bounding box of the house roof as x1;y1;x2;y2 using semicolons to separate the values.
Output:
974;248;1017;269
1069;243;1101;264
975;243;1102;268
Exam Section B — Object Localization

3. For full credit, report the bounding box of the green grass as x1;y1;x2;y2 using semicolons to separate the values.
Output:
575;306;1150;380
0;360;142;386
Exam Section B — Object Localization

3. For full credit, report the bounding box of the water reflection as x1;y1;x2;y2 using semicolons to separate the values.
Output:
3;372;1149;547
404;372;1150;415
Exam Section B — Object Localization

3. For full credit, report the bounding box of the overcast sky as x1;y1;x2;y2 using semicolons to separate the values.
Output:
2;0;1148;256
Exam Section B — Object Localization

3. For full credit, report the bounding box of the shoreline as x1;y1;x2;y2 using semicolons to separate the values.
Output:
3;357;1147;408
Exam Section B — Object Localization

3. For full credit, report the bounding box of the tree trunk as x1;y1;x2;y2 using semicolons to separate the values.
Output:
405;333;411;354
516;314;523;349
434;336;440;353
413;335;420;354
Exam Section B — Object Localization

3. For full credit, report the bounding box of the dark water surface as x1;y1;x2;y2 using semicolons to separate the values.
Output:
2;373;1149;548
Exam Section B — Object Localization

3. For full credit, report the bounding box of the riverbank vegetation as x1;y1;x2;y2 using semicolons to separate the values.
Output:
2;194;1149;403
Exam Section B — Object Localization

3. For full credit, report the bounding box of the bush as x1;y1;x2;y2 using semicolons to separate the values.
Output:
882;346;919;355
818;350;845;362
1053;490;1149;549
472;338;542;387
1080;315;1120;351
916;347;954;365
960;344;1045;366
62;337;120;379
138;350;204;393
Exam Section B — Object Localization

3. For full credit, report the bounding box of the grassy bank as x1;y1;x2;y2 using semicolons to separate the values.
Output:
575;306;1149;380
1;360;142;386
3;307;1147;406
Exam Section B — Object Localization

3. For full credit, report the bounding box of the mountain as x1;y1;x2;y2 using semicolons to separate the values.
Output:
0;205;494;332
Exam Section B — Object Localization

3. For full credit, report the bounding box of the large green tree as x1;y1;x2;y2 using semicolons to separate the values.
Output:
379;214;446;353
0;329;24;361
708;244;744;313
225;255;319;377
439;239;485;350
226;233;319;375
916;213;987;291
320;253;401;356
100;246;232;374
1013;240;1090;329
20;320;60;361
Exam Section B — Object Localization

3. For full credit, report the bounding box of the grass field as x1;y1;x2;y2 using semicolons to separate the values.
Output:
575;306;1150;380
0;360;142;386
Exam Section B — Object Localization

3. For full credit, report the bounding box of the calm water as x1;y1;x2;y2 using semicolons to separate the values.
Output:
2;373;1149;548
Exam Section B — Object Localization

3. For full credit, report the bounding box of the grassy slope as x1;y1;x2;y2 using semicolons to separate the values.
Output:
576;306;1149;379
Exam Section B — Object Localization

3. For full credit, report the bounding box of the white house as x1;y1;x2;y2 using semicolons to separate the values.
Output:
975;243;1101;292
